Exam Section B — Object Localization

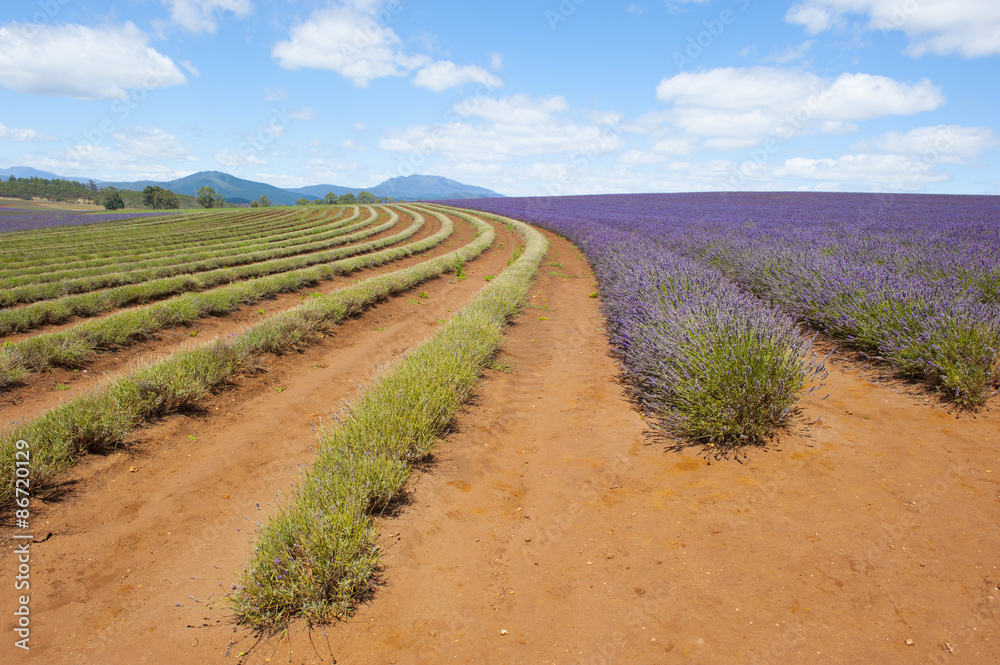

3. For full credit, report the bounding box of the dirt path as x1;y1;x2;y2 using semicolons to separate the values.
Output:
3;229;999;664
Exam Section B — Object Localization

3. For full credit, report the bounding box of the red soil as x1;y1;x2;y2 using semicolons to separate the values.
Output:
1;228;998;664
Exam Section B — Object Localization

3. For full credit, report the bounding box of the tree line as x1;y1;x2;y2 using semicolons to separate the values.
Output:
294;191;392;206
1;176;394;210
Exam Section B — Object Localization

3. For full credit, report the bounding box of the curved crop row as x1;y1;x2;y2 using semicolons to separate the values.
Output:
1;207;351;282
0;208;378;302
0;207;256;253
0;206;491;507
0;206;452;388
447;197;825;449
231;205;547;628
0;208;319;272
667;223;1000;410
463;193;1000;410
0;208;408;335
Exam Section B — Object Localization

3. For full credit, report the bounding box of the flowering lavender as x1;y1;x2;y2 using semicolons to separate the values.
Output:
443;197;823;449
0;210;171;233
445;192;1000;410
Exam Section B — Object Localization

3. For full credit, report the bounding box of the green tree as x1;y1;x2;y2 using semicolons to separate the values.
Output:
142;185;163;208
197;186;221;208
101;186;125;210
323;192;338;205
296;198;310;205
357;190;378;204
142;185;180;209
337;192;356;205
251;195;272;208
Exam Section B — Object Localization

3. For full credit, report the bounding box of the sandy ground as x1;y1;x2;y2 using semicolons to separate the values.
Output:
2;226;998;664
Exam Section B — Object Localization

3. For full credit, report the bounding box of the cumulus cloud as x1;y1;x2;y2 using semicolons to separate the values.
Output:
775;153;950;185
0;22;186;100
784;0;1000;57
288;107;316;120
215;148;265;168
25;127;196;179
379;94;622;163
451;94;568;125
273;1;501;91
0;123;56;143
163;0;253;33
851;125;999;163
412;61;502;92
653;67;943;148
273;2;424;87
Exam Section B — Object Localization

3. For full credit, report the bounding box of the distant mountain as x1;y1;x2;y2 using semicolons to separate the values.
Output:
370;175;501;201
288;184;357;199
0;167;504;204
0;167;95;184
103;171;305;206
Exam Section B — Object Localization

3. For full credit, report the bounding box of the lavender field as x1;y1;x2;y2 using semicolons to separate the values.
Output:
449;192;1000;447
0;206;171;233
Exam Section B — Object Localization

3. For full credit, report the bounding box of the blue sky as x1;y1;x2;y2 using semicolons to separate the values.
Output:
1;0;998;195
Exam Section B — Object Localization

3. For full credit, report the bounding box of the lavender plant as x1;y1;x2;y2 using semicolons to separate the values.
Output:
446;192;1000;410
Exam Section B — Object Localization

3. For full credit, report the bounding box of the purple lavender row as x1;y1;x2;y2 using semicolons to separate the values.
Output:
444;192;1000;410
0;211;172;234
445;200;823;449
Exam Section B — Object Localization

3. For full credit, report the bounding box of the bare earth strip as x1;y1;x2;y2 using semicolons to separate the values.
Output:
2;229;998;664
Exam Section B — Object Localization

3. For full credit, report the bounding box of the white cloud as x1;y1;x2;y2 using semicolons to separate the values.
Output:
163;0;253;33
252;172;306;188
489;53;503;72
785;0;1000;57
263;87;286;102
451;94;568;125
412;61;502;92
0;123;56;143
378;96;622;167
775;154;950;186
179;60;201;77
851;125;999;163
379;114;622;162
272;2;429;87
0;22;186;100
273;1;497;91
340;139;366;151
654;67;943;147
24;127;196;179
215;148;265;168
784;3;834;34
765;40;815;64
305;158;363;183
115;127;196;161
288;107;316;120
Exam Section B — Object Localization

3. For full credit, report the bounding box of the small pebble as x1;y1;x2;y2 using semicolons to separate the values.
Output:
906;638;914;646
500;629;509;636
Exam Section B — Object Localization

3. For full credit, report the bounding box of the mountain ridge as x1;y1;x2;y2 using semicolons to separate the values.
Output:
0;168;504;204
